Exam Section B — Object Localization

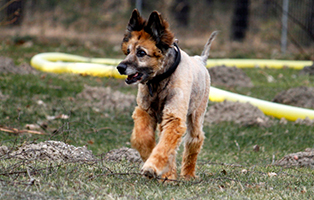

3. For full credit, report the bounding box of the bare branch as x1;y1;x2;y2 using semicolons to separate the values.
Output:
0;125;46;135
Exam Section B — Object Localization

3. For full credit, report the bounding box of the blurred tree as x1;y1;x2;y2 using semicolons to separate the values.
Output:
6;0;25;25
307;0;314;40
231;0;249;41
263;0;272;16
171;0;190;27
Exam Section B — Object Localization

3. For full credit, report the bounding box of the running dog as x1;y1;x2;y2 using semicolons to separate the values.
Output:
117;9;217;180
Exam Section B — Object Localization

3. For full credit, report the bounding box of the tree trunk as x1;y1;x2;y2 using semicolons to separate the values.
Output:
6;0;24;26
172;0;190;27
231;0;250;41
307;0;314;40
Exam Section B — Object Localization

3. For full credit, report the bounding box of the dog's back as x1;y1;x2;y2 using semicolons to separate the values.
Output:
160;31;217;117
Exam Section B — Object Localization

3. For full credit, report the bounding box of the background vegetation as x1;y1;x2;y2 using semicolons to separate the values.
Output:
1;0;313;60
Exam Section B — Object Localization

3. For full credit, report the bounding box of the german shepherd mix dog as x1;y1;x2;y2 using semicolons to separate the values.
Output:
117;9;217;180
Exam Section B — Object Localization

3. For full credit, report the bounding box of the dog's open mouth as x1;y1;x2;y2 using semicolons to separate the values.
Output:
125;72;143;84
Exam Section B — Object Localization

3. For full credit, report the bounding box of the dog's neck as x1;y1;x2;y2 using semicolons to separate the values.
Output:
146;43;181;97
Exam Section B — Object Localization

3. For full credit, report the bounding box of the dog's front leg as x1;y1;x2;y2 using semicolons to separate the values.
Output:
141;114;186;179
131;106;157;161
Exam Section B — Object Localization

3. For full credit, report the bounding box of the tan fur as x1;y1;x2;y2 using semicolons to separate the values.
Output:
136;51;210;179
117;9;216;180
131;106;156;161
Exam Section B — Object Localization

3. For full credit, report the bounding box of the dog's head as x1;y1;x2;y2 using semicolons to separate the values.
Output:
117;9;174;85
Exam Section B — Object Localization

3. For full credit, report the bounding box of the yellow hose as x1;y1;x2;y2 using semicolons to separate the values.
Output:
30;52;314;121
209;87;314;121
31;53;124;78
31;52;313;70
206;59;312;69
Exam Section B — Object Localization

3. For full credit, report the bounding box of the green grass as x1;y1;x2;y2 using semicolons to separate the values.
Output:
0;36;123;65
218;68;314;101
1;43;314;199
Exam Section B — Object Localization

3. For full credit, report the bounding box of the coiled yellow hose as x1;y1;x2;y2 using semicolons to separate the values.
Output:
30;52;314;121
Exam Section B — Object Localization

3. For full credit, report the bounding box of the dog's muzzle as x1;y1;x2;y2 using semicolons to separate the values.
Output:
117;63;143;84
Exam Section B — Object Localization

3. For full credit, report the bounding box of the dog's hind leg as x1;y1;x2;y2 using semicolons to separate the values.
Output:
180;105;207;179
131;106;157;161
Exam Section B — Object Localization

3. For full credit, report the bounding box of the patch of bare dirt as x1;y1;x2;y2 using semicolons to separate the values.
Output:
76;85;136;111
103;147;142;163
272;86;314;109
299;63;314;76
205;101;272;127
275;148;314;167
0;141;95;162
208;65;253;88
0;56;38;75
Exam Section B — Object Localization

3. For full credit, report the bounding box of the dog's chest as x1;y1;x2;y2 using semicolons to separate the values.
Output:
139;91;170;124
148;95;167;123
137;80;174;123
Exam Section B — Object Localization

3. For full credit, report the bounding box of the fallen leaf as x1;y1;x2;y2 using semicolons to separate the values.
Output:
46;114;69;120
267;172;277;177
37;100;45;106
253;145;260;152
241;169;248;174
46;116;56;120
87;140;94;145
25;124;40;130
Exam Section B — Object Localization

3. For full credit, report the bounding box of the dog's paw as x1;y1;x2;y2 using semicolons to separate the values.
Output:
141;168;157;179
141;163;158;179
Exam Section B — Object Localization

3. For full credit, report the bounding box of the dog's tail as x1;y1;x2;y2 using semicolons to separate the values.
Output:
201;31;218;63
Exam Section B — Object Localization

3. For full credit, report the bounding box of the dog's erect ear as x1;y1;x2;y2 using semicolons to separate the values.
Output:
145;11;174;52
145;11;164;39
127;9;145;32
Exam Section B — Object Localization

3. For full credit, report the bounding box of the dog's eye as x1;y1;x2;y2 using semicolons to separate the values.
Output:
136;50;146;57
126;48;130;55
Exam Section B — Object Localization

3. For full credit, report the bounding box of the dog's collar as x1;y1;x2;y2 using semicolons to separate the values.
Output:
146;43;181;97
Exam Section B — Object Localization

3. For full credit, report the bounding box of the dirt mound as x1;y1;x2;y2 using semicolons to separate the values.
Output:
205;101;272;127
299;64;314;75
0;56;38;75
0;142;142;163
294;117;314;126
77;85;136;111
103;147;142;163
275;148;314;167
208;66;253;88
272;86;314;109
1;141;95;162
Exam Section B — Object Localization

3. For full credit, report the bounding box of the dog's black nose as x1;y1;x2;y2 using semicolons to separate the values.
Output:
117;63;127;75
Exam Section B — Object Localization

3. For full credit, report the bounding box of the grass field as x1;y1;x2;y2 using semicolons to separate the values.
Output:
1;40;314;199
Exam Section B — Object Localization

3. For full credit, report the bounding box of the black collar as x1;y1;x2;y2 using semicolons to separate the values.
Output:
146;43;181;97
